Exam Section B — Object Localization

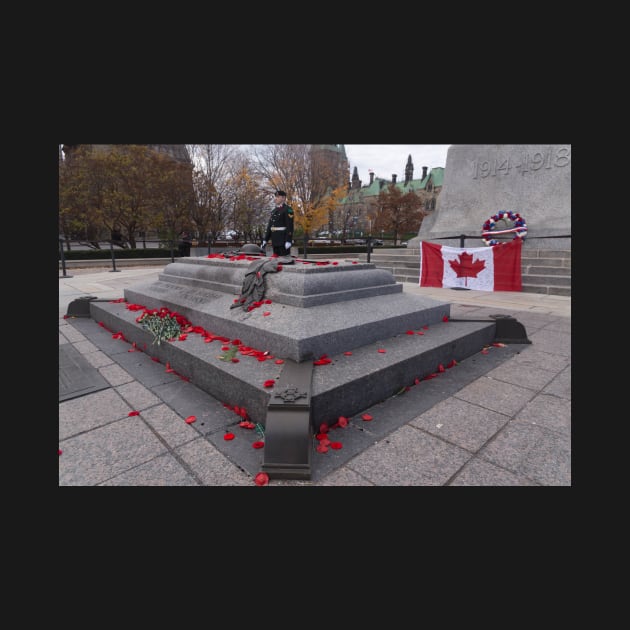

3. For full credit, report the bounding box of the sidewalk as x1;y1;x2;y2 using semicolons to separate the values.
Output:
59;263;571;486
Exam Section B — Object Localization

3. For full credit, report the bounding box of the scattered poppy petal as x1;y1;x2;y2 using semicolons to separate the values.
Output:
481;348;489;354
438;364;445;373
58;449;63;456
316;433;329;441
337;416;349;427
185;416;196;424
378;348;386;353
343;351;353;356
443;316;449;322
263;379;276;388
319;423;329;433
316;443;329;453
224;432;235;441
263;311;271;316
405;330;415;335
275;359;284;364
329;442;343;450
416;331;424;335
255;472;269;486
361;413;373;421
128;411;140;417
252;441;265;449
231;357;240;363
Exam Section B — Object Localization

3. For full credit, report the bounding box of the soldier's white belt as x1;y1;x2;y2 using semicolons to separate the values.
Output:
270;227;286;231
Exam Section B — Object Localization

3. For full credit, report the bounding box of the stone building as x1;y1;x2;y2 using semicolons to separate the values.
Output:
334;155;444;236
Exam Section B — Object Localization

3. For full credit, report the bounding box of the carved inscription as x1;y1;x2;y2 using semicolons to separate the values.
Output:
148;283;222;303
472;146;571;178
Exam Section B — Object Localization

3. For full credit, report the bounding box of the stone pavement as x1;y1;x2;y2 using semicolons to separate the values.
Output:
59;263;571;486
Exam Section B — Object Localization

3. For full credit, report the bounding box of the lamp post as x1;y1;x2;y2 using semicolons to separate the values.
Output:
59;235;72;278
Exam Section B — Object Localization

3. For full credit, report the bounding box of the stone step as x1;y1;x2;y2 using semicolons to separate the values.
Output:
90;299;500;428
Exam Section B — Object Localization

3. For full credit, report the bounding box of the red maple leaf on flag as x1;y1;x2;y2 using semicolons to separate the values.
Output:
449;251;486;287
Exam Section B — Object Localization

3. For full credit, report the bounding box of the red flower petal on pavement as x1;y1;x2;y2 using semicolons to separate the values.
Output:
443;316;449;322
239;421;255;429
263;379;275;388
416;331;424;335
231;357;240;363
276;265;283;271
98;321;106;327
447;359;457;368
316;433;329;441
151;357;160;362
438;364;445;372
185;416;196;424
255;472;269;486
378;348;386;353
221;345;230;351
58;449;63;456
165;362;175;373
316;443;329;453
275;359;284;364
361;413;373;421
232;339;242;345
319;422;329;433
178;334;188;341
252;441;265;449
128;411;140;417
406;330;415;335
343;351;353;356
414;377;421;385
263;311;271;316
337;416;349;427
224;432;235;441
423;325;429;330
329;442;343;450
481;348;489;354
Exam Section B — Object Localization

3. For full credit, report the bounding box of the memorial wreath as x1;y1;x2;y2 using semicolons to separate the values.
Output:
481;211;527;246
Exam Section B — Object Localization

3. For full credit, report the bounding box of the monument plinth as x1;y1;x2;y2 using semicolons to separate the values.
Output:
89;255;498;427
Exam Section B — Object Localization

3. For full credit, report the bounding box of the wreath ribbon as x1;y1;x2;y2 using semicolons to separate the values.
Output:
481;211;527;246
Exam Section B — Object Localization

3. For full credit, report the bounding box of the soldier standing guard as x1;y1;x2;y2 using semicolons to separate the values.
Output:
262;190;294;256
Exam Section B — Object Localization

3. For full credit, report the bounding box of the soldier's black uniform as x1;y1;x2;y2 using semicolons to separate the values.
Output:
263;190;294;256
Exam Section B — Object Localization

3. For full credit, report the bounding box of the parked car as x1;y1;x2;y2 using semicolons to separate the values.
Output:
372;239;384;246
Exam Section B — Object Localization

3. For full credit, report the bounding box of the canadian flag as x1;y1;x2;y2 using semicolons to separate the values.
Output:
419;238;522;292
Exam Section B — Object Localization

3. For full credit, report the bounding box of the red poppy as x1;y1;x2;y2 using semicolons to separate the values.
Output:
481;348;489;355
438;364;445;372
255;472;269;486
378;348;386;353
319;423;329;433
316;443;329;453
165;362;175;373
446;359;457;368
185;416;196;424
58;449;63;456
231;357;240;363
151;357;160;363
423;325;429;330
239;421;255;429
414;377;421;385
232;339;242;345
416;331;424;335
275;359;284;364
128;411;140;417
443;316;449;322
361;413;373;421
315;433;329;441
224;432;235;441
263;379;276;388
252;441;265;449
329;442;343;450
343;351;352;356
337;416;349;428
263;311;271;316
